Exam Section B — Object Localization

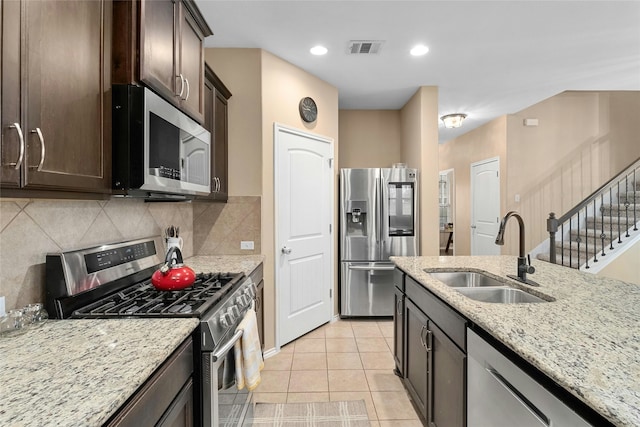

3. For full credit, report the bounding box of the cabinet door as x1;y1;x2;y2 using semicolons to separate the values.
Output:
178;2;205;124
427;322;466;427
157;378;194;427
393;286;404;375
22;0;111;191
1;0;21;187
213;90;229;201
404;299;428;419
140;0;178;102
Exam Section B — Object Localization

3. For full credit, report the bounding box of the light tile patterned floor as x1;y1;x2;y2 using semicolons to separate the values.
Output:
252;319;420;426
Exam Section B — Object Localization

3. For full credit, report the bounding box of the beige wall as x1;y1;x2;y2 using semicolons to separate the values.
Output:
205;48;340;350
400;87;440;256
597;239;640;285
204;48;262;196
439;90;640;256
439;117;508;255
338;110;401;168
505;91;640;253
261;51;340;350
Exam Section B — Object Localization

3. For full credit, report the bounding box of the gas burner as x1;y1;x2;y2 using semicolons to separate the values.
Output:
71;271;245;319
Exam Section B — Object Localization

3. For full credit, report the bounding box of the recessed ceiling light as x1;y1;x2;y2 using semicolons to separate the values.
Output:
410;45;429;56
310;45;328;56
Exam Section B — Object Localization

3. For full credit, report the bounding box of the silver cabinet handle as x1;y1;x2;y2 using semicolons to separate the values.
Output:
184;78;190;101
216;177;221;192
7;123;25;169
425;329;432;352
281;246;292;255
348;265;395;271
420;325;428;350
30;128;45;171
396;299;402;314
177;74;185;98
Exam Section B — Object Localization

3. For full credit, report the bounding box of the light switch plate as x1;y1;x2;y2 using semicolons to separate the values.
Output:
241;241;254;250
0;296;5;316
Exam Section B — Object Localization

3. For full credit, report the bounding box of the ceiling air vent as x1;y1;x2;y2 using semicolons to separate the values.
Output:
348;40;383;55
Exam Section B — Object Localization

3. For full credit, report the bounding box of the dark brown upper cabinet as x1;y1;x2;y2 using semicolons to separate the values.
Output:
1;0;112;195
113;0;212;125
200;64;231;202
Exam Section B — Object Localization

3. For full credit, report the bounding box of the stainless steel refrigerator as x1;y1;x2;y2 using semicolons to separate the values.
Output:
340;167;419;317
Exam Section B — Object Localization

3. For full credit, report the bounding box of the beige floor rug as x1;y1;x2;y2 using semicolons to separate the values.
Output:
241;400;370;426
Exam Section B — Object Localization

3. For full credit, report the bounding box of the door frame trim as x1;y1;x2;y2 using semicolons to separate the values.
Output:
273;123;335;350
470;156;500;256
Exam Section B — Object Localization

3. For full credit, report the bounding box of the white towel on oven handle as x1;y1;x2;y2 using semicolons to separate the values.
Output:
234;308;264;391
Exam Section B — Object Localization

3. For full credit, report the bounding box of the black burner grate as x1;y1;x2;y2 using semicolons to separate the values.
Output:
72;272;243;319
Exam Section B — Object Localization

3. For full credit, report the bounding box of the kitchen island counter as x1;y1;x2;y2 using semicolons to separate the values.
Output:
0;318;199;427
391;255;639;427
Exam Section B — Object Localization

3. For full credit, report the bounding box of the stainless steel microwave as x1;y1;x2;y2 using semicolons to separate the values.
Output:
112;85;211;199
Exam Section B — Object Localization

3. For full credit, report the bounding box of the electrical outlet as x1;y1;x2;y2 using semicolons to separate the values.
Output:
240;241;254;250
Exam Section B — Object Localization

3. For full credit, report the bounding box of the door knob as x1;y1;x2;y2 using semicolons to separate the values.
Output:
281;246;292;254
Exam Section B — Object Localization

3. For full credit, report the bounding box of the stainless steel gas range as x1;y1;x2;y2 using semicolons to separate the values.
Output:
45;236;258;427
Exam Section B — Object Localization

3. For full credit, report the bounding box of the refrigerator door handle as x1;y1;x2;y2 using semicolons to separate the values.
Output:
377;176;384;245
348;264;396;271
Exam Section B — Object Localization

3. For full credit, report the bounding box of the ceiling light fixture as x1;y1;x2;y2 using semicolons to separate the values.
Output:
440;113;468;128
310;45;328;56
410;44;429;56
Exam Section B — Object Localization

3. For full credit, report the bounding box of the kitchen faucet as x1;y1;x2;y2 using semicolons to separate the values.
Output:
495;211;538;285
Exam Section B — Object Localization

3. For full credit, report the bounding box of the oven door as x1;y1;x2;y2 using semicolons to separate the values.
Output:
202;327;245;427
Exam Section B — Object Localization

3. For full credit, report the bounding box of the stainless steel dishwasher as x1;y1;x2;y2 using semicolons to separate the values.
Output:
467;328;592;427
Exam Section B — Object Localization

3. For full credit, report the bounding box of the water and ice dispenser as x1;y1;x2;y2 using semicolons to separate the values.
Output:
346;201;367;236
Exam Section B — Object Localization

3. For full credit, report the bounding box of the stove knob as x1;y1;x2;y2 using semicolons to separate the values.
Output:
219;312;230;328
230;305;241;320
235;296;246;307
244;287;255;298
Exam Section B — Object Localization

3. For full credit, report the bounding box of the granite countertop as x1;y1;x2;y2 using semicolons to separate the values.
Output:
0;318;199;427
391;255;640;427
185;254;264;277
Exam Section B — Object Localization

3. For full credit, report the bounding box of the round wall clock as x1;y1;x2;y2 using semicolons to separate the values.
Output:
299;97;318;123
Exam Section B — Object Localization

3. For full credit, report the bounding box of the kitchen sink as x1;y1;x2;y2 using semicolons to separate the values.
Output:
427;270;550;303
428;271;506;288
455;287;547;304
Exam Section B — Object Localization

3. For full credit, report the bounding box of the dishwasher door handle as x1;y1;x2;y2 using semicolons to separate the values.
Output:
486;367;550;427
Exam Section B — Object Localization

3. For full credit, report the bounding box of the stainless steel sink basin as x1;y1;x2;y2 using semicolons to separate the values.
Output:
428;271;506;288
455;287;547;304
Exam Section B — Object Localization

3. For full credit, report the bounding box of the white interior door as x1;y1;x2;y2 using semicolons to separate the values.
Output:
471;158;501;255
275;124;333;346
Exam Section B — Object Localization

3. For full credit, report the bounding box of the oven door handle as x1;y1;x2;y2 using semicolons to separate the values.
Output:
212;329;244;363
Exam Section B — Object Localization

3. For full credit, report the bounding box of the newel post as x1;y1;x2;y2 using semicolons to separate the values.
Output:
547;212;558;264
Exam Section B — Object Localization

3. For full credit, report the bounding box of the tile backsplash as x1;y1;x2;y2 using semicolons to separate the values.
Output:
0;196;261;311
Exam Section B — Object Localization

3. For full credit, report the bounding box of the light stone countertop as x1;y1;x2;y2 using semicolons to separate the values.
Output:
391;255;640;427
185;254;264;277
0;318;199;427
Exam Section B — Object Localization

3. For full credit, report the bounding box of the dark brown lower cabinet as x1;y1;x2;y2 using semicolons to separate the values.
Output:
403;299;466;427
105;338;194;427
428;322;466;427
404;299;429;418
393;285;405;375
